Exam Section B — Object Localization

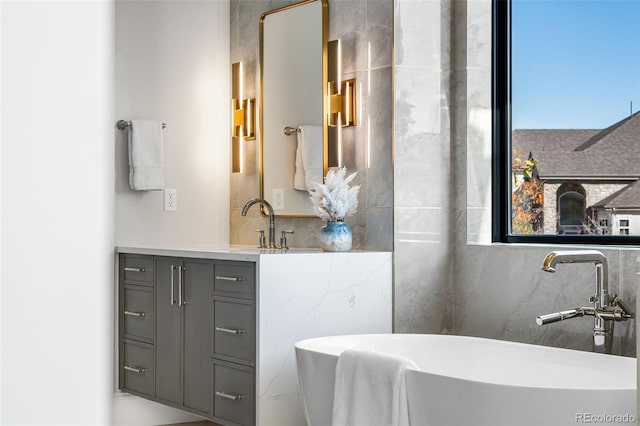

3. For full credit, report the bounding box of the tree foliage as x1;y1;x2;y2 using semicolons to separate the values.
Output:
512;150;544;234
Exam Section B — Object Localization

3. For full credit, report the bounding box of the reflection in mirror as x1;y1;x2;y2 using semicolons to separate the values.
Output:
259;0;328;217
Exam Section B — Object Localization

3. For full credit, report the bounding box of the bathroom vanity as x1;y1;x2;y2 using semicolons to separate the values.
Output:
117;246;392;426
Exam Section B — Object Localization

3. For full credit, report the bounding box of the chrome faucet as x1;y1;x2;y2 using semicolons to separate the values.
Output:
538;250;633;354
241;198;278;249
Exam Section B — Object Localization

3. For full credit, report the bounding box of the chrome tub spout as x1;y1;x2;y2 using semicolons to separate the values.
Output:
539;250;633;354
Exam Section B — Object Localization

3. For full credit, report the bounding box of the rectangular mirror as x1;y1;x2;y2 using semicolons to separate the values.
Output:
259;0;328;217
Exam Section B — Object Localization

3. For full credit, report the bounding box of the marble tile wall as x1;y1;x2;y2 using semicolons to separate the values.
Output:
394;0;636;356
449;0;637;356
229;0;393;251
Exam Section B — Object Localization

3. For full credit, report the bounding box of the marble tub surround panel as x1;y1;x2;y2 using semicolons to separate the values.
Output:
453;244;637;357
229;0;393;251
257;251;393;426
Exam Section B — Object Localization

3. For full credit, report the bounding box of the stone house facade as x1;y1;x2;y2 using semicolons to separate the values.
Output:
513;111;640;235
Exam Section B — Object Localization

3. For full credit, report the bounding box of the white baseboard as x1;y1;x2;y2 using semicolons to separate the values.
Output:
112;392;204;426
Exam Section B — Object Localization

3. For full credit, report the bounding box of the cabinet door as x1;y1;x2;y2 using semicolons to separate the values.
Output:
154;257;183;405
183;260;213;415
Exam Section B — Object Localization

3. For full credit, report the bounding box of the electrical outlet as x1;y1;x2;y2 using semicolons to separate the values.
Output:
164;188;177;211
272;188;285;210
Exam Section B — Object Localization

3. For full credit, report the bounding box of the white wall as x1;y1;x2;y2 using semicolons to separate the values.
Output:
114;1;230;423
1;1;113;424
115;0;230;248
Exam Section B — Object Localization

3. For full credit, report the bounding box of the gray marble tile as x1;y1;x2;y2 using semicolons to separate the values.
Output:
466;0;491;70
394;0;442;69
395;67;443;136
330;0;367;73
364;207;393;251
365;67;393;208
394;240;453;333
395;207;449;241
451;0;467;70
367;0;393;68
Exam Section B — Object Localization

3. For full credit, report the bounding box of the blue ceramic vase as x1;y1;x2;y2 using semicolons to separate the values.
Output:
320;221;352;252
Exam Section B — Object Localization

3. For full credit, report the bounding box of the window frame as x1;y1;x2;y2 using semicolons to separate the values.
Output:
491;0;640;245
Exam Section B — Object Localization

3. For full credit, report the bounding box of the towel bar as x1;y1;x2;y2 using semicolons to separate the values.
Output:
117;120;167;130
283;126;301;136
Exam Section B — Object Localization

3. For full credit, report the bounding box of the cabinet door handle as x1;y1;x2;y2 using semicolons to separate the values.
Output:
216;275;244;282
215;326;245;335
170;265;176;305
124;365;149;374
215;390;245;401
124;310;146;317
178;265;183;306
124;267;146;272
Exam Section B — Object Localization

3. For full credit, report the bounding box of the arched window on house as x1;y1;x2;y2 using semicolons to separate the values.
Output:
557;183;586;234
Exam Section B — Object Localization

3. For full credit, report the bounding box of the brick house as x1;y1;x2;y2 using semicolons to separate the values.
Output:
512;111;640;235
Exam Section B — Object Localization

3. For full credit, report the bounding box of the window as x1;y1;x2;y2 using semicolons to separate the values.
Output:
619;219;630;236
493;0;640;244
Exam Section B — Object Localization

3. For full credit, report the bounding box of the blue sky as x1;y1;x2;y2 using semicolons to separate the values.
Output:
512;0;640;129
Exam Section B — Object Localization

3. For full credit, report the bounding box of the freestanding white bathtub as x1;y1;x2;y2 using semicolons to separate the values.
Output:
295;334;637;426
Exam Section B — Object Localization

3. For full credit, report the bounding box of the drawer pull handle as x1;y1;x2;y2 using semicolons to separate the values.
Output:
124;365;149;374
124;310;146;317
216;275;244;282
215;391;245;401
124;267;147;272
216;326;245;335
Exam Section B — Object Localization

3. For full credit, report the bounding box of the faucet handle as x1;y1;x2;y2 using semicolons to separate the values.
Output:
279;230;294;250
612;295;635;318
254;230;267;249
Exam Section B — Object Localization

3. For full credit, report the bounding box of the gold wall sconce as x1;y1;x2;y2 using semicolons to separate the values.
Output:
327;39;357;168
232;61;256;173
327;40;357;128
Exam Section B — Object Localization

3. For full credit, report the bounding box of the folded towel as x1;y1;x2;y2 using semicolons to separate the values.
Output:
293;125;323;190
128;119;164;191
332;349;418;426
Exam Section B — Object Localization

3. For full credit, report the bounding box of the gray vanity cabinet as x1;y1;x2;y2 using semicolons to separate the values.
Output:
154;257;213;416
119;253;256;425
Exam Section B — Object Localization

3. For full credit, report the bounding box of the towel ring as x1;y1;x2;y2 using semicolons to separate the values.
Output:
117;120;167;130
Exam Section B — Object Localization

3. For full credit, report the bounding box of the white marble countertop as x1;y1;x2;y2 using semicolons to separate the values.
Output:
116;245;389;262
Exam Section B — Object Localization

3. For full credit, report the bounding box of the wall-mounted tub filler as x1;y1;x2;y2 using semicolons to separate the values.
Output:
538;250;634;354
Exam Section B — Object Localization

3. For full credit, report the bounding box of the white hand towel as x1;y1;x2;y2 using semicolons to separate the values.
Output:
128;119;164;191
332;349;418;426
293;125;323;190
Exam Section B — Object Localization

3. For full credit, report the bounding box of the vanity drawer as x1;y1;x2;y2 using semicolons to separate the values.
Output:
213;297;255;364
214;262;255;298
122;255;154;285
122;340;154;398
213;360;254;426
123;285;153;343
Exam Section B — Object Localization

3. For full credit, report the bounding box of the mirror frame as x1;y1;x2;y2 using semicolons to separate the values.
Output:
258;0;329;218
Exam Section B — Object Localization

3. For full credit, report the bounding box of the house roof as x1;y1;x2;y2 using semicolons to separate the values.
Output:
512;111;640;179
591;179;640;209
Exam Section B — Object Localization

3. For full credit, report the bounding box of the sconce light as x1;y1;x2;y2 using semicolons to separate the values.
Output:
232;62;256;173
327;40;357;128
327;39;357;168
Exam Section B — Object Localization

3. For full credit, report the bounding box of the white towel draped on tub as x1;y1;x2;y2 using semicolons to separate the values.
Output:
293;125;323;190
128;119;164;191
332;349;418;426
